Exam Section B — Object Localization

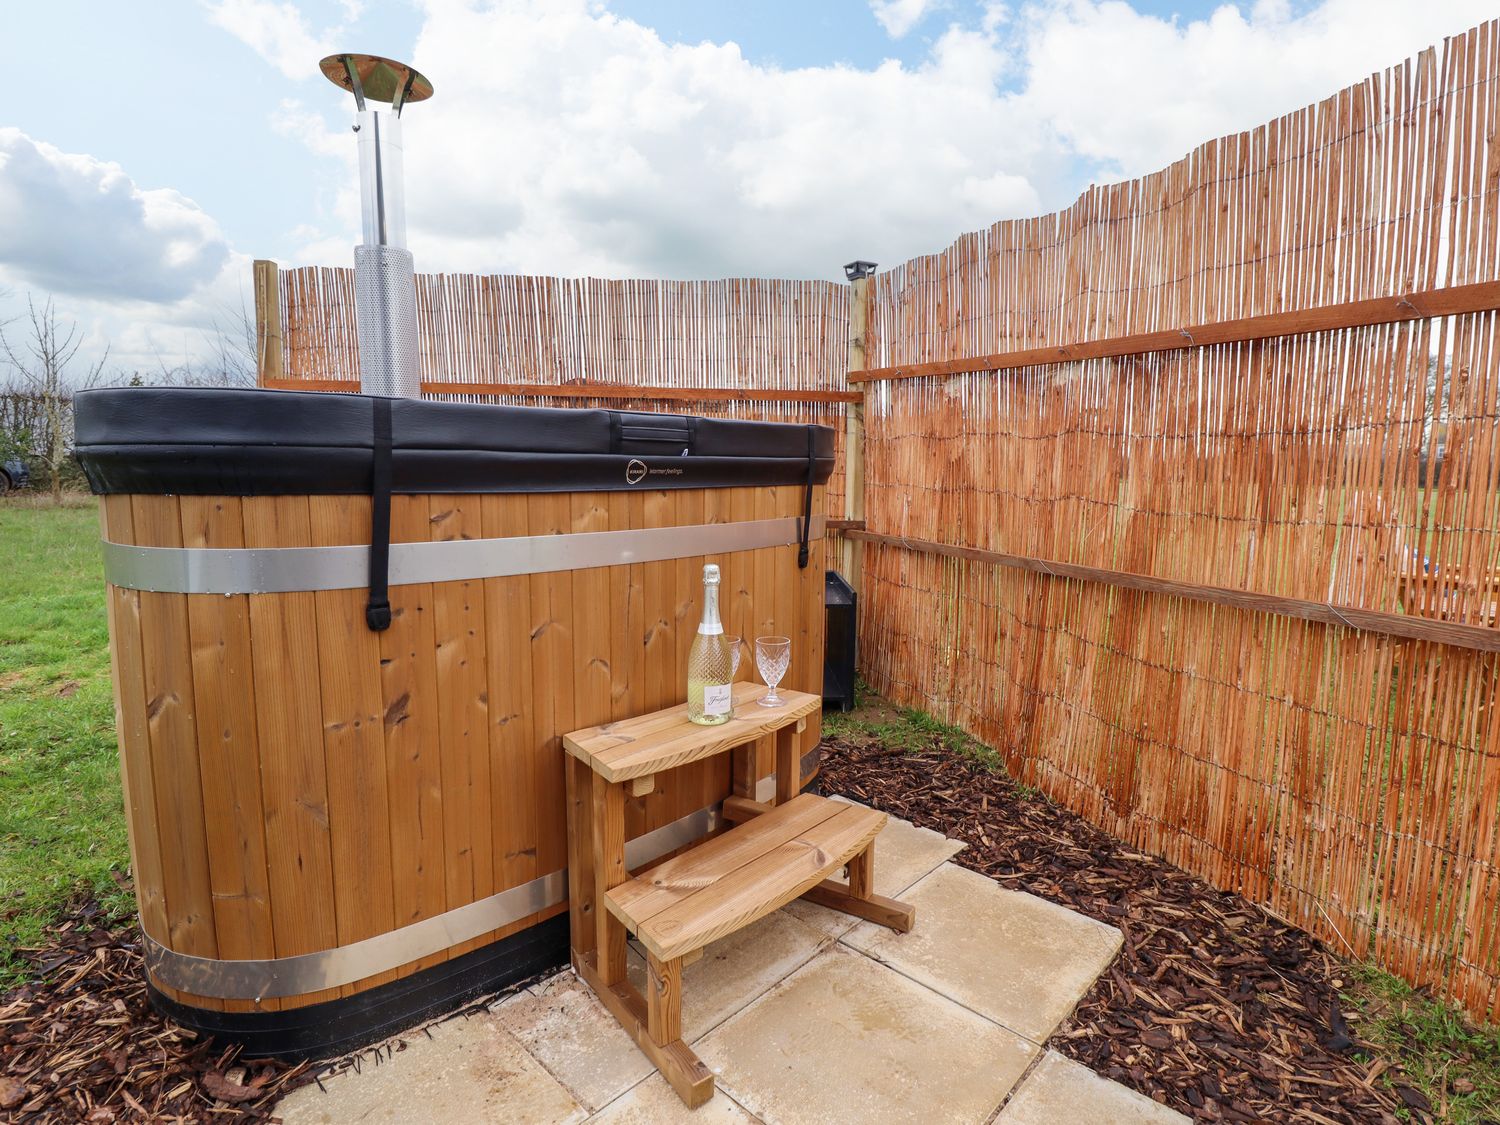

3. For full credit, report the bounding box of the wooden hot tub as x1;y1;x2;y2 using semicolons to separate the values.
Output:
75;387;833;1058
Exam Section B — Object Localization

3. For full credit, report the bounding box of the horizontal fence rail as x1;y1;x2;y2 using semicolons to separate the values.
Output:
259;376;862;404
851;280;1500;382
845;530;1500;653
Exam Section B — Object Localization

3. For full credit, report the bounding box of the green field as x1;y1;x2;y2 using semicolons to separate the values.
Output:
0;498;132;988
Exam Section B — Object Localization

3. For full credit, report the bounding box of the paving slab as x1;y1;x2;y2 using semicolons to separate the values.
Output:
997;1051;1191;1124
275;1013;584;1125
491;970;654;1112
786;803;963;939
626;907;832;1042
842;862;1121;1042
695;944;1036;1125
586;1073;761;1124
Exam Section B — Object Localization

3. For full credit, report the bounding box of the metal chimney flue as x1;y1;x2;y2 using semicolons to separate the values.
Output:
321;53;434;398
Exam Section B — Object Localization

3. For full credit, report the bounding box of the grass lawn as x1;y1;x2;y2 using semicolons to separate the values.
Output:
1342;963;1500;1124
0;496;132;989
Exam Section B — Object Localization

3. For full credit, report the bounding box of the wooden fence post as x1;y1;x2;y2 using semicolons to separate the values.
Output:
842;261;875;592
252;259;283;387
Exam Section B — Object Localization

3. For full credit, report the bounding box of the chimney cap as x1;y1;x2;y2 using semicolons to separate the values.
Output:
321;53;433;112
843;260;878;281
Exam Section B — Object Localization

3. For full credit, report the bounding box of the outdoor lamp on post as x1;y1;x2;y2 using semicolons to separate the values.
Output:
843;260;878;281
320;53;434;399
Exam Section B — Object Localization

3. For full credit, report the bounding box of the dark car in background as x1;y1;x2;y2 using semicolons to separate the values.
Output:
1;458;30;494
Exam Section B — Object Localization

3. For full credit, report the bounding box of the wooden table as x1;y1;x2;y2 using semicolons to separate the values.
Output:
563;683;915;1107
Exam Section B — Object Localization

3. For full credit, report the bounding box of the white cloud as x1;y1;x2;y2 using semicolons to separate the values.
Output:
271;0;1497;286
0;250;255;382
203;0;341;79
0;129;230;303
278;0;1051;280
1013;0;1500;180
4;0;1497;378
871;0;946;38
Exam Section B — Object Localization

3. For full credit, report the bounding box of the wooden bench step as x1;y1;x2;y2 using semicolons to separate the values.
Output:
564;683;821;783
606;794;885;960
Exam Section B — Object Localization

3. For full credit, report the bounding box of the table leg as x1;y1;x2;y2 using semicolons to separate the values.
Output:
592;771;627;986
774;719;806;805
646;951;683;1047
730;742;756;799
848;844;873;900
565;757;597;969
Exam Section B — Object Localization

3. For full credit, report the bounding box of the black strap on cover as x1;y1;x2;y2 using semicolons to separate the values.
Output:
797;425;815;569
365;397;394;631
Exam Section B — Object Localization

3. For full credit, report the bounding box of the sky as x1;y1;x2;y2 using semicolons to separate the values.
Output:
0;0;1495;375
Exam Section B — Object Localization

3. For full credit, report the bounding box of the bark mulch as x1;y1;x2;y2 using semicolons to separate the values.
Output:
0;896;556;1123
0;898;311;1122
818;732;1426;1125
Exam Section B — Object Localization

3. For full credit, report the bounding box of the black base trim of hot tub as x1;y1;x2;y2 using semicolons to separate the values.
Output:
145;913;570;1061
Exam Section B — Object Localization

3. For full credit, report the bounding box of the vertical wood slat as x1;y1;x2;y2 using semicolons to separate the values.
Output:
529;494;576;881
430;495;493;958
242;497;342;1007
99;498;177;1002
383;498;447;969
483;494;539;900
179;497;273;1013
309;497;398;994
130;497;219;992
592;772;628;986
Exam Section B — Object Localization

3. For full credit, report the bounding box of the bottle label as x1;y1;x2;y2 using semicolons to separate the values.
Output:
703;683;732;716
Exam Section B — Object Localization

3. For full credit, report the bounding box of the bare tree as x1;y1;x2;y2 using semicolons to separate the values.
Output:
125;300;258;389
0;295;107;503
200;299;259;387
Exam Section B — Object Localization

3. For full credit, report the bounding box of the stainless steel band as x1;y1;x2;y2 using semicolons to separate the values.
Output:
103;515;827;595
145;871;569;1003
141;747;823;1001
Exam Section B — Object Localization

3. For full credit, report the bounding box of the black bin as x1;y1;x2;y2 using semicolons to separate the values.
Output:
823;570;857;712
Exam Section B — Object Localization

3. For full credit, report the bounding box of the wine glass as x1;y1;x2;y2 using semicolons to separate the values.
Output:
755;636;791;708
724;635;742;679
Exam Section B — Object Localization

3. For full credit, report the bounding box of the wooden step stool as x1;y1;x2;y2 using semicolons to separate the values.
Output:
564;683;916;1108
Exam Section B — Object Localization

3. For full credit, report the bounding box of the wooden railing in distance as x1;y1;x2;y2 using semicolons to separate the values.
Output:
844;529;1500;655
849;280;1500;382
259;377;861;405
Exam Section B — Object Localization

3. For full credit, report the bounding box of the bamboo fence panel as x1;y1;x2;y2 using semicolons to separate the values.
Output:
274;270;850;512
861;21;1500;1022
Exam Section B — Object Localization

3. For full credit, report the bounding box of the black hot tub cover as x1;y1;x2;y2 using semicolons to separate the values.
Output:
74;387;836;496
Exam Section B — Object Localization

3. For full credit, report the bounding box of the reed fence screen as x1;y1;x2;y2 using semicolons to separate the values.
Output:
857;21;1500;1022
255;17;1500;1022
261;268;853;513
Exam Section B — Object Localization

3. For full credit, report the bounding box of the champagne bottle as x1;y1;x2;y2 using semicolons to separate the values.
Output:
687;563;733;726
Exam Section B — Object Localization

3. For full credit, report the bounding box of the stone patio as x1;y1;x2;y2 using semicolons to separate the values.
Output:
276;804;1187;1124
